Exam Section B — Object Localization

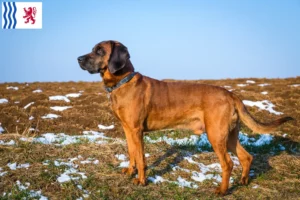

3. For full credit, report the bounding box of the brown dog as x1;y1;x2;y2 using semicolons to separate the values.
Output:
78;40;293;195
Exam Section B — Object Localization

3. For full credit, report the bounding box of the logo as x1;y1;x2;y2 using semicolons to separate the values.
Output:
23;7;36;24
2;2;42;29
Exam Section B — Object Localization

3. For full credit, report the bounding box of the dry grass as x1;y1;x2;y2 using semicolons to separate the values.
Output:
0;77;299;199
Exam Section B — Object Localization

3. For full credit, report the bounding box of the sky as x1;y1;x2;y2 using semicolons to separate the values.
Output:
0;0;299;82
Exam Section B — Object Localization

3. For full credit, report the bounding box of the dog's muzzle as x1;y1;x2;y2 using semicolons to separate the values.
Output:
77;55;87;70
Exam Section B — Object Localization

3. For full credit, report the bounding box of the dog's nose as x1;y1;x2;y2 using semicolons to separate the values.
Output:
77;56;85;63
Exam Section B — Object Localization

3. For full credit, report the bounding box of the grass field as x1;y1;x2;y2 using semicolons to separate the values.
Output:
0;77;299;199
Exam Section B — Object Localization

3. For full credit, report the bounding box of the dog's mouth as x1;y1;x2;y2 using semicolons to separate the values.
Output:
87;69;100;74
78;63;100;74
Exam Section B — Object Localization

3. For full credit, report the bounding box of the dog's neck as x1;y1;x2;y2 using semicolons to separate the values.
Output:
102;59;135;89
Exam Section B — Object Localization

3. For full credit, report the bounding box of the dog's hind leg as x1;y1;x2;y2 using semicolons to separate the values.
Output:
227;124;253;185
206;120;233;195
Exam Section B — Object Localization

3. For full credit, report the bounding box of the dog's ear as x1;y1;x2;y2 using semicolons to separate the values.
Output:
108;43;130;74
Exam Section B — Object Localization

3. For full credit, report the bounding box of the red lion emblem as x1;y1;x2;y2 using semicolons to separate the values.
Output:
23;7;37;24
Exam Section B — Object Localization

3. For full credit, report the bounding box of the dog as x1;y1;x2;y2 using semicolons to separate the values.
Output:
78;40;293;195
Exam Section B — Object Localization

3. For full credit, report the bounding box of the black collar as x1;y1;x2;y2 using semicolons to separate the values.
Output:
104;72;137;93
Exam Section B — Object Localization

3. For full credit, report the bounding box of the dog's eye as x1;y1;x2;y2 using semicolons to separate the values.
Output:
96;48;104;56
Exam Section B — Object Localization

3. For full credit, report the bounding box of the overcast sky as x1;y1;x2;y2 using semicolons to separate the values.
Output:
0;0;299;82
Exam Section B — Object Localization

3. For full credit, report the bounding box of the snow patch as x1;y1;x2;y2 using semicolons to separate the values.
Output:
0;98;8;104
246;80;255;84
252;185;259;189
261;91;268;95
13;180;48;200
7;86;18;90
148;175;165;184
289;84;300;87
148;175;198;189
41;114;61;119
223;85;231;88
20;131;110;146
0;167;8;177
24;102;34;109
7;162;30;170
258;83;270;87
65;93;82;98
49;95;70;103
177;176;198;189
237;84;248;87
98;124;115;130
184;156;234;184
115;154;126;161
243;100;283;115
50;106;72;111
53;158;88;183
0;140;15;145
0;123;4;133
33;89;43;93
119;161;130;168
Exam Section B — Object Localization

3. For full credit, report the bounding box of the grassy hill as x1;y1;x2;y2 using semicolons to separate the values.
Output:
0;77;299;199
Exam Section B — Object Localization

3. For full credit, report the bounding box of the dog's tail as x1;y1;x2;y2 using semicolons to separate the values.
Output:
232;94;293;133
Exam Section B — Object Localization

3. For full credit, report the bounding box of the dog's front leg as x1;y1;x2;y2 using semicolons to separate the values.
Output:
123;126;146;185
122;126;137;177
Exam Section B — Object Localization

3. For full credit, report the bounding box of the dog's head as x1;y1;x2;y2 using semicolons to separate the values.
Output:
78;40;132;80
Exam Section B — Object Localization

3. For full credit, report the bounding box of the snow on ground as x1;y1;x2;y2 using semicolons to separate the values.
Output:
20;131;110;146
258;83;271;87
243;100;283;115
50;106;72;111
239;133;273;146
223;85;231;88
65;93;82;98
3;180;49;200
51;158;84;183
145;132;282;152
261;91;268;95
33;89;43;93
0;98;8;104
0;123;4;133
0;167;8;177
0;140;15;145
29;116;34;120
246;80;256;84
252;185;259;189
115;154;127;161
98;124;115;130
7;86;18;90
42;156;97;198
145;134;210;151
237;84;248;87
7;162;30;170
115;154;130;168
148;174;199;189
24;102;34;109
289;84;300;87
49;95;70;103
41;114;61;119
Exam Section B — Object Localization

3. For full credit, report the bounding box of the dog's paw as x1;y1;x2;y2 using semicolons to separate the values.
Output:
121;167;136;176
214;187;227;196
240;176;249;185
133;178;146;186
